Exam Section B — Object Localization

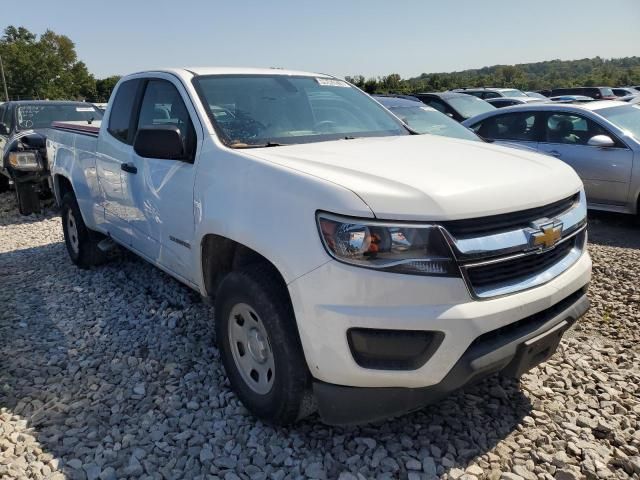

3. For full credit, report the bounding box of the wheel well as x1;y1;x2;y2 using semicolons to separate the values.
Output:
55;175;73;205
201;235;287;299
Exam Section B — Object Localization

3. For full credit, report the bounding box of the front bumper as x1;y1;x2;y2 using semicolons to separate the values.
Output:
288;250;591;389
313;287;589;425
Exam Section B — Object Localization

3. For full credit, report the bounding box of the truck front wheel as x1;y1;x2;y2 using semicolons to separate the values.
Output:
215;265;312;425
61;192;106;268
15;183;41;215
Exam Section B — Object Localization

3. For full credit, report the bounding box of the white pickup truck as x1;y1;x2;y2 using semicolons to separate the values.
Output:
48;68;591;425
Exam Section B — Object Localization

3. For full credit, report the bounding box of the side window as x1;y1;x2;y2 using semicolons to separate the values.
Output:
108;79;141;144
477;112;538;141
483;92;500;99
544;113;609;146
137;79;196;160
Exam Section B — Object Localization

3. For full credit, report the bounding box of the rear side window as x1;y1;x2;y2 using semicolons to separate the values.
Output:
475;112;538;141
482;92;501;99
108;79;141;144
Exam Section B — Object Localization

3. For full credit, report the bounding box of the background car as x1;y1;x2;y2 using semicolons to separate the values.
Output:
373;95;481;141
486;97;545;108
616;93;640;103
525;91;549;99
462;101;640;216
409;91;496;122
0;100;103;214
549;95;594;103
550;87;617;100
452;87;527;99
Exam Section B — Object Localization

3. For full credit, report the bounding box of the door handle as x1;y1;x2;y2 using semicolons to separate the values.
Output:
121;162;137;174
548;150;562;158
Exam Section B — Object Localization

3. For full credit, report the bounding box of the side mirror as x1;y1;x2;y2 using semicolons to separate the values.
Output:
587;135;615;148
0;123;8;135
133;125;187;160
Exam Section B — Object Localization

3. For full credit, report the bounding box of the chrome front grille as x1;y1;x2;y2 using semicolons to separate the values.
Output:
442;191;588;299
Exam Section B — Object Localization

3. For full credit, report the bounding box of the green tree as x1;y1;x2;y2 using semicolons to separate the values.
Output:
0;25;96;100
95;75;121;102
346;56;640;95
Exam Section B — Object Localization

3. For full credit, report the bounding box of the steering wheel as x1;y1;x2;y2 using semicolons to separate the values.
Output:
314;120;339;132
229;116;267;140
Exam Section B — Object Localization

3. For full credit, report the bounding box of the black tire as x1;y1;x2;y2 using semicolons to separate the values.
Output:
215;264;311;425
61;192;106;268
0;175;8;194
15;182;41;215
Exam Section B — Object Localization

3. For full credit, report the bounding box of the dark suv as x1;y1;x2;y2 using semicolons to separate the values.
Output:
549;87;617;100
0;101;103;214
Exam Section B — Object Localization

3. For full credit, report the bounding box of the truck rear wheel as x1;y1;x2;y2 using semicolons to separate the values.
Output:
15;183;41;215
215;264;312;425
61;192;106;268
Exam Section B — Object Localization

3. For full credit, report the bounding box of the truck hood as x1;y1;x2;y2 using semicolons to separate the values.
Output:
245;135;583;221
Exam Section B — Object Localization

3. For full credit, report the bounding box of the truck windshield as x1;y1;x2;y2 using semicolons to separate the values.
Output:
194;75;409;147
16;104;102;131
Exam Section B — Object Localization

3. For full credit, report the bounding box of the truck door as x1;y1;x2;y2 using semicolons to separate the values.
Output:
120;76;201;284
95;78;144;243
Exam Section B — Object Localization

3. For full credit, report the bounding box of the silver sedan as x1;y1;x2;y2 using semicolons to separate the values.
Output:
462;101;640;216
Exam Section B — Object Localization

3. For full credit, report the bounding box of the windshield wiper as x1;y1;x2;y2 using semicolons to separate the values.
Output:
229;141;288;148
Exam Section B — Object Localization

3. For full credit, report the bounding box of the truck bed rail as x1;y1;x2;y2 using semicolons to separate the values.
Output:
51;121;100;137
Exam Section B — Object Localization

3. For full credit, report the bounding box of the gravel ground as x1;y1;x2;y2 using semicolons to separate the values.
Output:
0;191;639;480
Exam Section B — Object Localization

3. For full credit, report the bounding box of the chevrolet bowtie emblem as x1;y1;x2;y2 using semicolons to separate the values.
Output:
530;222;563;249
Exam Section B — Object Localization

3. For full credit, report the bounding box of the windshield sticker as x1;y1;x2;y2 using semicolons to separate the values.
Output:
316;78;349;88
420;106;438;112
76;107;95;112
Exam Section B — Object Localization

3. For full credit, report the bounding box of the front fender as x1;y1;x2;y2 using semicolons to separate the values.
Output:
192;147;374;293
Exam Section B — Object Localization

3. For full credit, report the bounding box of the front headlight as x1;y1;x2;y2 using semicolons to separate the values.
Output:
317;213;459;276
8;151;41;171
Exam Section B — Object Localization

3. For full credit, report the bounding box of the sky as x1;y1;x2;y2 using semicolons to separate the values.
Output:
6;0;640;79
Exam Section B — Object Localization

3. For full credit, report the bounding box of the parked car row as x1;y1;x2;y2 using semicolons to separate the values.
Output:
369;83;639;218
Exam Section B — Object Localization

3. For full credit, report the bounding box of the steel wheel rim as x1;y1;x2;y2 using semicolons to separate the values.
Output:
67;209;80;254
228;302;275;395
